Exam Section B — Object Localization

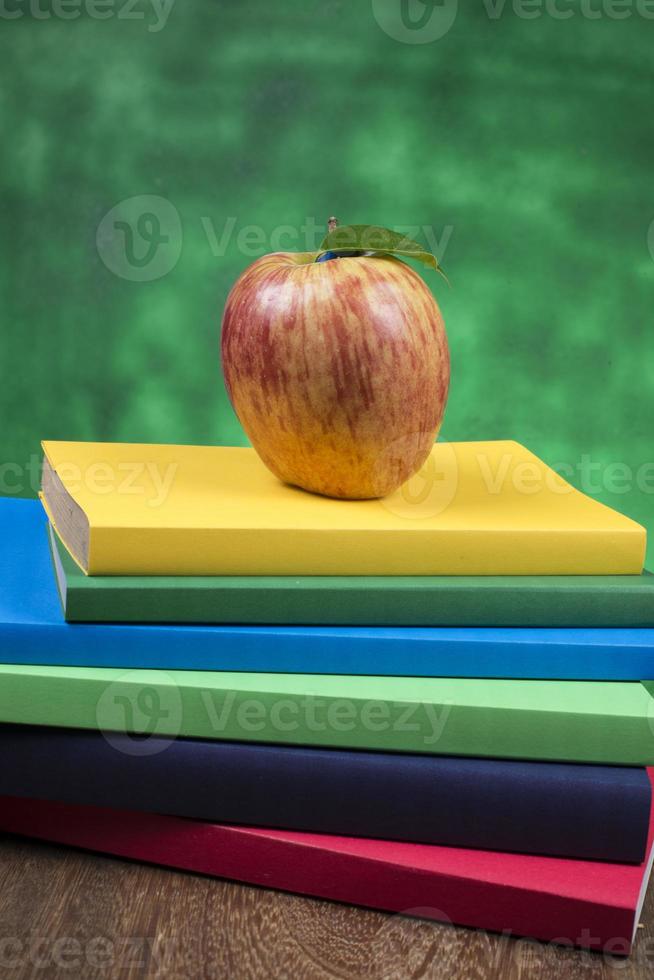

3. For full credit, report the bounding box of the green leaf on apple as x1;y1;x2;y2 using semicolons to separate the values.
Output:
315;224;447;281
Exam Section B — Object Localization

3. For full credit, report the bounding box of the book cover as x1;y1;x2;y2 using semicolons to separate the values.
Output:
1;662;654;764
1;781;653;954
4;499;654;679
0;724;648;862
50;518;654;628
40;439;646;575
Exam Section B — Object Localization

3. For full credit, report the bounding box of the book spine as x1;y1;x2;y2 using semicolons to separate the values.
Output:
65;581;654;628
4;619;654;682
0;795;636;953
91;524;645;576
0;727;648;862
0;670;652;764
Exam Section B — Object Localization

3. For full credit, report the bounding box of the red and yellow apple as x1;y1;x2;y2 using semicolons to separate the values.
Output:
221;251;450;499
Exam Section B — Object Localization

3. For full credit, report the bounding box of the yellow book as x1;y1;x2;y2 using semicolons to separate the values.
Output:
40;440;646;576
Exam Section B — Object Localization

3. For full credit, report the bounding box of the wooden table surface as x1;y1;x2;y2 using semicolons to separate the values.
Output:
0;835;652;980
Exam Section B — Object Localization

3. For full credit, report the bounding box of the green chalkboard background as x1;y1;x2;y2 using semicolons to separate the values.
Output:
1;0;652;561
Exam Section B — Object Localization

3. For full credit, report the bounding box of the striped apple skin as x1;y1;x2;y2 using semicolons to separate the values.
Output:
221;251;450;499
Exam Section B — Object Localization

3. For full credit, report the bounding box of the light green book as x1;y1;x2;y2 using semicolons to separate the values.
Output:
0;664;653;764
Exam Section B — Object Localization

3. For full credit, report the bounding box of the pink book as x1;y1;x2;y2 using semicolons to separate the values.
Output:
1;781;652;955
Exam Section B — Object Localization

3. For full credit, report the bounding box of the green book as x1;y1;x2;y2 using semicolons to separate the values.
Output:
1;663;653;764
50;524;654;627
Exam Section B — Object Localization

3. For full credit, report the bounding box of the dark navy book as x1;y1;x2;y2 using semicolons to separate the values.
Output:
0;724;649;863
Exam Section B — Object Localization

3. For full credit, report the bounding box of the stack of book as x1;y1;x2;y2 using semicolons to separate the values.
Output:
1;438;653;955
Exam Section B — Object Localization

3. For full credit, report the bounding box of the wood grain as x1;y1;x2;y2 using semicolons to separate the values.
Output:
0;835;652;979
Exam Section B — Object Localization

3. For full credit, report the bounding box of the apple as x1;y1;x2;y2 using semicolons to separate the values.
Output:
221;249;450;499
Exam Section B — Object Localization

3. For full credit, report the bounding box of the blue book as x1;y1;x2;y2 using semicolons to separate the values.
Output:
2;497;654;679
0;723;649;863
